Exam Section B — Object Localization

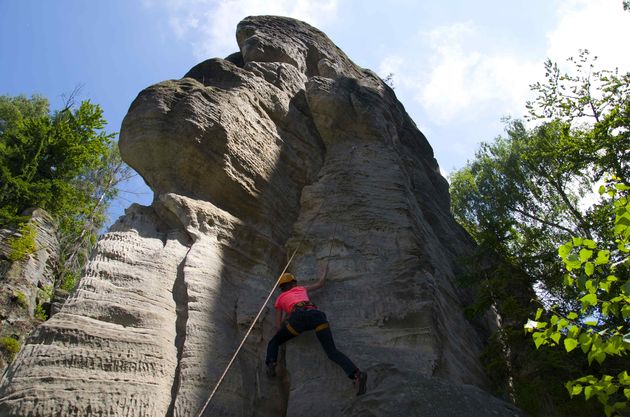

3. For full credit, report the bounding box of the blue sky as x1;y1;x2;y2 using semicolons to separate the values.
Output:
1;0;629;225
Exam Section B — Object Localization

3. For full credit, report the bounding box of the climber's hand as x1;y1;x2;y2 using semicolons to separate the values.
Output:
320;262;329;279
304;263;328;292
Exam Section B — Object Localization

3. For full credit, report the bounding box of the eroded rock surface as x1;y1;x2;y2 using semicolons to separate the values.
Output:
0;209;58;374
0;16;523;417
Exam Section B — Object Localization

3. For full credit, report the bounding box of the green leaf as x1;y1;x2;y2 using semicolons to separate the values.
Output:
604;402;627;417
551;332;561;344
583;239;597;249
588;350;606;365
570;383;583;396
605;404;614;417
568;325;580;339
564;274;575;286
566;254;582;270
535;308;543;320
573;237;583;246
579;248;593;261
532;332;546;349
584;385;594;400
584;319;598;326
595;250;610;265
559;243;573;259
584;262;594;276
565;337;578;352
580;333;593;353
567;312;579;320
599;184;606;195
581;293;597;308
615;218;630;235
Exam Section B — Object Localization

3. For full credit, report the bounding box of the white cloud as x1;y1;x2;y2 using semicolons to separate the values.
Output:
378;55;404;77
547;0;630;71
384;0;630;126
169;15;200;39
145;0;339;59
411;22;540;125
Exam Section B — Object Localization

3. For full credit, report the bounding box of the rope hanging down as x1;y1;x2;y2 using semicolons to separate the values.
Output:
194;146;355;417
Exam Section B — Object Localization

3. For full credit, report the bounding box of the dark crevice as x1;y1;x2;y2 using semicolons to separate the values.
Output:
166;246;192;417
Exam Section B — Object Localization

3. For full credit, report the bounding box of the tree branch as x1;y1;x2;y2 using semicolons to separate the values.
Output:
511;206;576;235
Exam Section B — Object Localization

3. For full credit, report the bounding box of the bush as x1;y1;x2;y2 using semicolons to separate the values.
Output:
0;337;21;360
7;223;36;261
12;290;29;309
60;271;78;292
34;304;48;321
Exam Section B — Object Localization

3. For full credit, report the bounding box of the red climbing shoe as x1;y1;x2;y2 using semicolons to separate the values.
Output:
353;370;367;395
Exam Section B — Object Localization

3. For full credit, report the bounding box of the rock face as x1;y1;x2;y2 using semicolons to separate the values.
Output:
0;209;58;375
0;16;523;417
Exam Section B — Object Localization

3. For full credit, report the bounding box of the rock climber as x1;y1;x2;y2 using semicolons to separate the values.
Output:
265;267;368;395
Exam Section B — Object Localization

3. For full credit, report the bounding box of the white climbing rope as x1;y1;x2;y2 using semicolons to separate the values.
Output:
194;242;304;417
194;146;355;417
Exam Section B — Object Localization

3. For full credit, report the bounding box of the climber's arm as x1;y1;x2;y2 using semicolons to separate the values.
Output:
304;263;329;292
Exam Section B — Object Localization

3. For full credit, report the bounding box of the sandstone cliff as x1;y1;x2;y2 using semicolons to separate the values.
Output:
0;209;58;375
0;16;523;417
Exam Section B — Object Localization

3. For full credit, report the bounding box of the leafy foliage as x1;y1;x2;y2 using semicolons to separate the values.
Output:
450;51;629;415
526;179;629;416
11;290;28;309
34;304;48;321
0;337;21;360
6;223;36;261
0;94;133;294
0;95;114;226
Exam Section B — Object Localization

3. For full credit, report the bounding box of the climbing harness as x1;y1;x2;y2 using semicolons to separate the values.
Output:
194;146;356;417
291;300;317;312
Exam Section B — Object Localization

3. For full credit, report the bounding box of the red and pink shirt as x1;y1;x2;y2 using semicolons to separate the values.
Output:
274;286;310;314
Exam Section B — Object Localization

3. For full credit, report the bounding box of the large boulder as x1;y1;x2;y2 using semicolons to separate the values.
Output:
0;16;523;417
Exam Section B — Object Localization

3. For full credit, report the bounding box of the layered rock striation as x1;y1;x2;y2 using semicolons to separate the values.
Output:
0;16;523;417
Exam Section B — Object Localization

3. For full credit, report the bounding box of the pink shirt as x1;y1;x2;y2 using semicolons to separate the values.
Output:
274;286;310;314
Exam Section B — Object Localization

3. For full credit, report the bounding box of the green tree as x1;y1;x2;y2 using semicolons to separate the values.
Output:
450;51;629;415
0;94;132;293
526;178;629;417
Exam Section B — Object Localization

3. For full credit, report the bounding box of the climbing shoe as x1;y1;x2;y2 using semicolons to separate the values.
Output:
266;362;277;378
353;370;367;395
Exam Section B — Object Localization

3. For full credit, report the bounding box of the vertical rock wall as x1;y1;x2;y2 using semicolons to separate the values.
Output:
0;209;58;375
0;16;523;417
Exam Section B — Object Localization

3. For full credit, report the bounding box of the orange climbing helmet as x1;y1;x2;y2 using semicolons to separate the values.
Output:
278;273;296;285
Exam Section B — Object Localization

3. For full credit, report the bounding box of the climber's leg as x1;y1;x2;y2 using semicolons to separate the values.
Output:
314;323;358;378
266;325;296;367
